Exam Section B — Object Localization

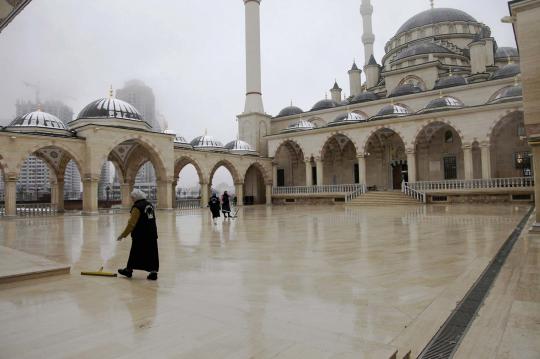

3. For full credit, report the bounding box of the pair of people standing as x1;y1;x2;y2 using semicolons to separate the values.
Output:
208;191;233;224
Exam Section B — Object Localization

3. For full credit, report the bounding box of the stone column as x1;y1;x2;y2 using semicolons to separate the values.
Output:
532;146;540;230
406;149;417;183
265;184;272;205
315;158;324;186
200;182;209;208
4;179;17;217
56;180;65;212
357;155;367;185
157;180;173;210
462;145;474;180
305;160;313;186
82;178;99;215
480;143;492;179
120;183;132;208
171;181;177;209
235;183;244;206
272;163;278;186
50;181;58;207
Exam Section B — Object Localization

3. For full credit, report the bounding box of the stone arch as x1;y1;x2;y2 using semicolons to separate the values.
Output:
243;162;268;204
398;74;426;90
361;125;407;154
174;155;206;184
319;131;359;158
14;141;84;178
208;159;242;185
320;132;359;185
273;139;306;186
97;134;167;181
244;161;271;185
486;110;524;144
272;138;307;158
412;119;465;147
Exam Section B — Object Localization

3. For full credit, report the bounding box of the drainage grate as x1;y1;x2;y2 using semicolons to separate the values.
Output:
417;206;533;359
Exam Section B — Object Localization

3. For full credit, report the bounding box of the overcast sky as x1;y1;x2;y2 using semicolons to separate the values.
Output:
0;0;516;186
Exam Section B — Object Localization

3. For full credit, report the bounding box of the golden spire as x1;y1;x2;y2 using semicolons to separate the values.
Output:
204;128;207;136
109;85;114;98
37;103;42;112
439;90;443;98
507;55;514;65
290;99;293;107
514;74;521;86
449;67;453;76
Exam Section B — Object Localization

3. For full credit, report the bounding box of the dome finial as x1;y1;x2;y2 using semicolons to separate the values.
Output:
507;55;514;65
439;90;443;98
204;128;208;136
514;74;521;86
37;103;42;112
449;67;453;76
109;85;114;98
430;0;434;9
290;99;293;107
325;92;328;100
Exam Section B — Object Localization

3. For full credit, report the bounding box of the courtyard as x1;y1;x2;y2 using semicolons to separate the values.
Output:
0;204;534;358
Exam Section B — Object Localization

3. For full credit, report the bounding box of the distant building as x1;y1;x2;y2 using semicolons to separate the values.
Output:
116;80;159;131
16;156;50;201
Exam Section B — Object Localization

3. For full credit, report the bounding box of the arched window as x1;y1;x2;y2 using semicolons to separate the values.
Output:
398;75;426;91
444;130;453;143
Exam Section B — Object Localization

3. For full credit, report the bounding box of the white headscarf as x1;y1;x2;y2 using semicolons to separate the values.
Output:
130;189;147;201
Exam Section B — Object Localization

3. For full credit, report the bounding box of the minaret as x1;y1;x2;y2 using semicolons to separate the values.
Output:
348;62;362;97
237;0;271;156
243;0;264;114
330;81;342;103
360;0;375;66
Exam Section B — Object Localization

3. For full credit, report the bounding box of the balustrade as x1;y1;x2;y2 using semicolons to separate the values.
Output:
272;184;364;196
176;198;201;209
409;177;534;191
15;203;58;216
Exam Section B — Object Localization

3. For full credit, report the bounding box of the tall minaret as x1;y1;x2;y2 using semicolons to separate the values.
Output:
238;0;271;156
243;0;264;114
360;0;375;66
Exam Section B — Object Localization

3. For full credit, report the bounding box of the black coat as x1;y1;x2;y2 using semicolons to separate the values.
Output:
127;199;159;272
222;193;231;213
208;196;221;218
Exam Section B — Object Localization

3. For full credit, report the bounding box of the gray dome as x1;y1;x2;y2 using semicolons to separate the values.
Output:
174;135;189;144
395;8;477;36
311;99;339;111
419;96;465;113
281;119;315;133
394;41;452;62
350;92;378;104
495;47;518;59
433;75;467;90
328;112;367;127
224;140;258;155
77;97;143;121
277;105;303;117
389;83;423;97
8;110;67;130
372;104;411;119
488;85;523;104
190;135;224;150
490;63;521;80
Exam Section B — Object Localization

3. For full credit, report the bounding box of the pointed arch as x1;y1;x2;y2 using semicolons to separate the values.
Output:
244;161;271;185
208;159;242;184
361;125;406;154
175;155;205;184
413;119;465;147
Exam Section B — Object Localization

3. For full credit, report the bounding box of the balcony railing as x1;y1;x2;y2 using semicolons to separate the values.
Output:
176;198;201;209
16;203;58;216
408;177;534;191
272;184;364;196
402;182;427;203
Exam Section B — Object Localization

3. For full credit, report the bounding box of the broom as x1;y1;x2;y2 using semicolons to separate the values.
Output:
81;266;117;277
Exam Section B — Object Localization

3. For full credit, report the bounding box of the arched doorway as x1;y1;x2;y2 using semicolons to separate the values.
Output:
321;134;357;185
274;140;305;186
243;163;267;205
365;128;407;190
490;111;531;178
415;122;464;181
174;157;204;209
208;160;238;205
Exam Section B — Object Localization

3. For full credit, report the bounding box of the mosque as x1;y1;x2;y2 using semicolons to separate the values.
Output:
0;0;532;217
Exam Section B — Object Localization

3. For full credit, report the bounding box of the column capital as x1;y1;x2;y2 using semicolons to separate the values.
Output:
356;153;366;159
234;181;245;186
479;142;490;148
405;148;416;155
462;144;473;150
315;157;323;163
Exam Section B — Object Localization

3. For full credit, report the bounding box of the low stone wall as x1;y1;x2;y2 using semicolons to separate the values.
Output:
272;197;343;205
428;192;534;204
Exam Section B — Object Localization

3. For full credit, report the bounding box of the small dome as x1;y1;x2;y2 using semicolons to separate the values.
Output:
395;8;477;36
77;97;143;121
281;119;315;133
277;105;303;117
433;75;467;90
419;96;465;113
190;135;224;150
490;63;521;80
393;41;452;62
350;91;378;104
224;140;258;155
8;110;68;131
174;135;189;143
311;99;339;111
488;85;523;104
328;112;367;127
495;47;518;59
372;104;411;119
389;83;423;97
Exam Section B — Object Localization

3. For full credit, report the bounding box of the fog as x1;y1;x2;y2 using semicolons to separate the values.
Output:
0;0;516;185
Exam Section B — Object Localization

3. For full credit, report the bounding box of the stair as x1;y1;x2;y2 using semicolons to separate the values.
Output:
346;191;423;206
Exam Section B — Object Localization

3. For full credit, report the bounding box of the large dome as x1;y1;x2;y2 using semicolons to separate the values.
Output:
224;140;258;155
395;8;477;36
77;98;143;121
394;41;452;62
311;99;339;111
277;105;303;117
490;63;521;80
190;134;224;150
8;110;67;130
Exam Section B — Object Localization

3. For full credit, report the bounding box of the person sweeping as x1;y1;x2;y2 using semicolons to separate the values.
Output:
117;189;159;280
208;193;221;225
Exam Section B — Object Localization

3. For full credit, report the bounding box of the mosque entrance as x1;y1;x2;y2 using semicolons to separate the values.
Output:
391;161;408;189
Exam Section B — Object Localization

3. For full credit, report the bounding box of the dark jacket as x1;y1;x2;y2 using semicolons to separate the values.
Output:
222;193;231;213
208;196;221;218
127;199;159;272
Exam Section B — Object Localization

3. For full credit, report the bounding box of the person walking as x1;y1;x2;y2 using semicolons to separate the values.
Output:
221;190;232;219
117;189;159;280
208;193;221;225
